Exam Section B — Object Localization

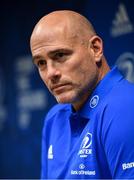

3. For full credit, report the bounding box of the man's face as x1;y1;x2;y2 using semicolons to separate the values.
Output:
31;26;99;106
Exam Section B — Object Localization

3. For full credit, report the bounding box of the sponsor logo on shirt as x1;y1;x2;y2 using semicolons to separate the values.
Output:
79;163;85;169
78;132;92;158
48;145;53;159
122;162;134;170
71;164;96;176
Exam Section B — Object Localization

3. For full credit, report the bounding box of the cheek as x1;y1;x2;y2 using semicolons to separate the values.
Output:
67;56;92;79
69;57;97;87
64;65;87;88
39;71;48;86
39;70;44;81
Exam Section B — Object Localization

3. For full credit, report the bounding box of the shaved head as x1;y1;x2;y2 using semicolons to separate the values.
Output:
30;10;96;47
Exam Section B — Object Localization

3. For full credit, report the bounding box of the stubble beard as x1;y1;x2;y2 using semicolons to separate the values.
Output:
53;85;90;105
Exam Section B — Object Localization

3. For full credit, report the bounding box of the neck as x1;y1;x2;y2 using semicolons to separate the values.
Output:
72;92;90;111
73;59;110;111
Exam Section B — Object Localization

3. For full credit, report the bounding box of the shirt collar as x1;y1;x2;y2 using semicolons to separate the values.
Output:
75;66;124;119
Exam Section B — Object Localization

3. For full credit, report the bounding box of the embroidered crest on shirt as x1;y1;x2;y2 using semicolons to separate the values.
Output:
78;132;92;158
90;95;99;108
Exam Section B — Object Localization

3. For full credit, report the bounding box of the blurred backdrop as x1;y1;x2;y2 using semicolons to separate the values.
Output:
0;0;134;178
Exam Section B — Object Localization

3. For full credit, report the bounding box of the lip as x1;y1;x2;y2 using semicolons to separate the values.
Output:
51;83;71;93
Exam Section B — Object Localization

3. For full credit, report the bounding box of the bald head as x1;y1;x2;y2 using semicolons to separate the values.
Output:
30;10;96;47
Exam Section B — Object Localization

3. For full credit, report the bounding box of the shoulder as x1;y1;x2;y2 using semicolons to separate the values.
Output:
42;103;71;140
101;79;134;140
45;103;71;122
101;79;134;136
106;79;134;110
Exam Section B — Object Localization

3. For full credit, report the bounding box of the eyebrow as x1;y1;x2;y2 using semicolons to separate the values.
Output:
48;48;72;56
32;48;72;62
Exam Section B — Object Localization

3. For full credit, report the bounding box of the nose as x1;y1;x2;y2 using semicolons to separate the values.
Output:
46;62;61;82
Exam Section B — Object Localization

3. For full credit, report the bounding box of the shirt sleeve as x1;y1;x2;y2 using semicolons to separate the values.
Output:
101;100;134;178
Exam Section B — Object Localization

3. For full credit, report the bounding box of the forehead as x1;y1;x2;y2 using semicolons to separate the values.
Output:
31;24;83;56
32;18;84;45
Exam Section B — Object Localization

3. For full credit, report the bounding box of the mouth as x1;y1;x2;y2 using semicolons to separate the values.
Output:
51;83;71;94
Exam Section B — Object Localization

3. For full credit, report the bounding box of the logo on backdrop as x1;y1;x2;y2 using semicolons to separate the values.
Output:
110;3;134;37
14;55;48;130
116;52;134;83
78;132;92;158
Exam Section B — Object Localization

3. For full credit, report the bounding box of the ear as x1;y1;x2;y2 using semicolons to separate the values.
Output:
88;35;103;62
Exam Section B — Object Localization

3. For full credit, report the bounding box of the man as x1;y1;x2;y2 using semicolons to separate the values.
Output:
30;10;134;179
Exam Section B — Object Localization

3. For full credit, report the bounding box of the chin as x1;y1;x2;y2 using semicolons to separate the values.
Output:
55;93;77;104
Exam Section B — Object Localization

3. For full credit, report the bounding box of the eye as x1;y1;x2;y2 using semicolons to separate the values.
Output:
55;52;65;59
36;59;46;69
53;50;73;62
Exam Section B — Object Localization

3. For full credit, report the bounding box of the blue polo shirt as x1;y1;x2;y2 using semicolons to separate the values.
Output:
41;66;134;179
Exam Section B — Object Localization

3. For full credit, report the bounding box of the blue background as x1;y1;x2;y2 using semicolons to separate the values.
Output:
0;0;134;178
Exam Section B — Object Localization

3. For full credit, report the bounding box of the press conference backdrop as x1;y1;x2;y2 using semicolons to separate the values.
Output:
0;0;134;178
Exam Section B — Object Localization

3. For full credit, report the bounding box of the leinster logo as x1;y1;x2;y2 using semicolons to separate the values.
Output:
78;132;92;158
